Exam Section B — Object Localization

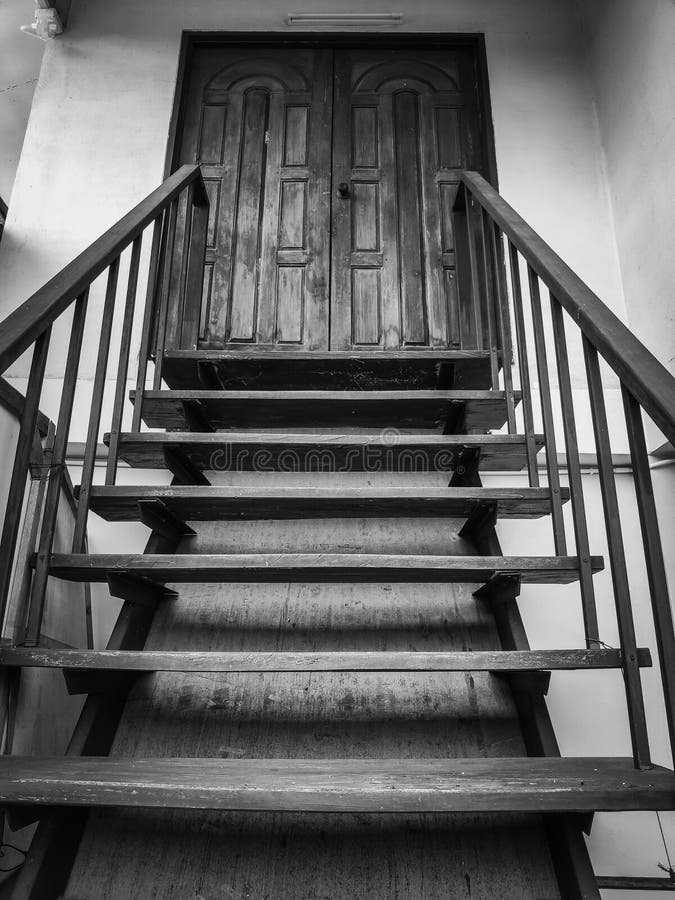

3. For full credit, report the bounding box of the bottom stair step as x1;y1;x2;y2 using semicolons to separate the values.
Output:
46;554;603;584
0;757;673;813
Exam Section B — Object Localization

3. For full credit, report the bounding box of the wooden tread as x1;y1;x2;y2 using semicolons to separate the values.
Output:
47;554;603;584
133;389;518;431
0;756;672;812
160;349;496;391
0;648;650;673
109;432;543;473
83;486;568;521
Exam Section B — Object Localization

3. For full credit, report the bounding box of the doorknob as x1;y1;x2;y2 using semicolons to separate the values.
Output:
337;182;350;199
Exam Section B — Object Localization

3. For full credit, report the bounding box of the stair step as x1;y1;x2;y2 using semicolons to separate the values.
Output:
0;756;672;812
133;389;518;431
83;486;568;521
161;349;496;391
47;554;602;584
110;432;543;473
0;648;650;673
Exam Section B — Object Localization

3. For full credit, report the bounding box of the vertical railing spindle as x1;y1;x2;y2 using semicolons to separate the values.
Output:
464;192;487;357
72;261;120;551
507;242;539;486
487;219;517;432
25;292;88;645
0;329;51;626
583;341;651;767
152;198;179;391
131;215;165;432
550;299;598;644
622;385;675;766
527;267;567;554
477;207;500;391
106;235;143;483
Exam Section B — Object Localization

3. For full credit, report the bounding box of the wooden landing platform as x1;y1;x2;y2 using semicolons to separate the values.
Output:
110;432;543;473
133;389;517;431
47;553;602;584
160;349;496;391
83;486;568;522
1;757;673;813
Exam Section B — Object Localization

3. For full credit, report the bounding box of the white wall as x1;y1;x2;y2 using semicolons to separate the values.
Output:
578;0;675;384
0;0;44;202
0;0;627;413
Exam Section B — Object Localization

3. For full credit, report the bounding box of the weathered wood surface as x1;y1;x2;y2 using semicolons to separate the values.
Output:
161;348;495;390
62;518;557;898
134;388;518;431
48;553;601;584
83;485;567;521
0;647;648;673
1;756;673;813
111;431;543;472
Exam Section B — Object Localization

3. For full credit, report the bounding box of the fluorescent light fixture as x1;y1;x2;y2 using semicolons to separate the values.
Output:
287;11;403;26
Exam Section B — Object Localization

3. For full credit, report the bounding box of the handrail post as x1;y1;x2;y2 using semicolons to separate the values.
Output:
622;385;675;767
180;176;210;351
477;206;500;390
486;219;517;432
152;198;179;391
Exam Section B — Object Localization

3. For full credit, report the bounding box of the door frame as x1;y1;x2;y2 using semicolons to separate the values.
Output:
163;32;499;350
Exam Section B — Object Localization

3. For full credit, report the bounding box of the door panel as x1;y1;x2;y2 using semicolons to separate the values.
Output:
173;45;486;353
174;48;332;350
330;49;483;350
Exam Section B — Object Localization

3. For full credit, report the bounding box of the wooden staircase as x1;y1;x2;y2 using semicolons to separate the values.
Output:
0;167;674;897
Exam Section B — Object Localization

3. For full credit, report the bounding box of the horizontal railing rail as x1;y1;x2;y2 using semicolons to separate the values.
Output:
454;172;675;772
0;163;208;644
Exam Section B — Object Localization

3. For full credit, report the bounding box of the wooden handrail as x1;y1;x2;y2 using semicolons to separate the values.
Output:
0;164;205;375
460;171;675;445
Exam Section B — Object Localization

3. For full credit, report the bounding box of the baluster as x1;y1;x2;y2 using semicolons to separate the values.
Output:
152;197;179;391
463;192;487;358
24;292;88;646
622;384;675;766
180;178;210;351
477;207;500;391
0;328;51;627
527;267;567;554
131;215;165;432
72;261;120;551
550;299;598;643
507;242;539;486
107;235;143;483
487;220;517;432
583;341;651;767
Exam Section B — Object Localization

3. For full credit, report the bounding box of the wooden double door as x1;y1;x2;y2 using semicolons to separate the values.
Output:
176;44;486;351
